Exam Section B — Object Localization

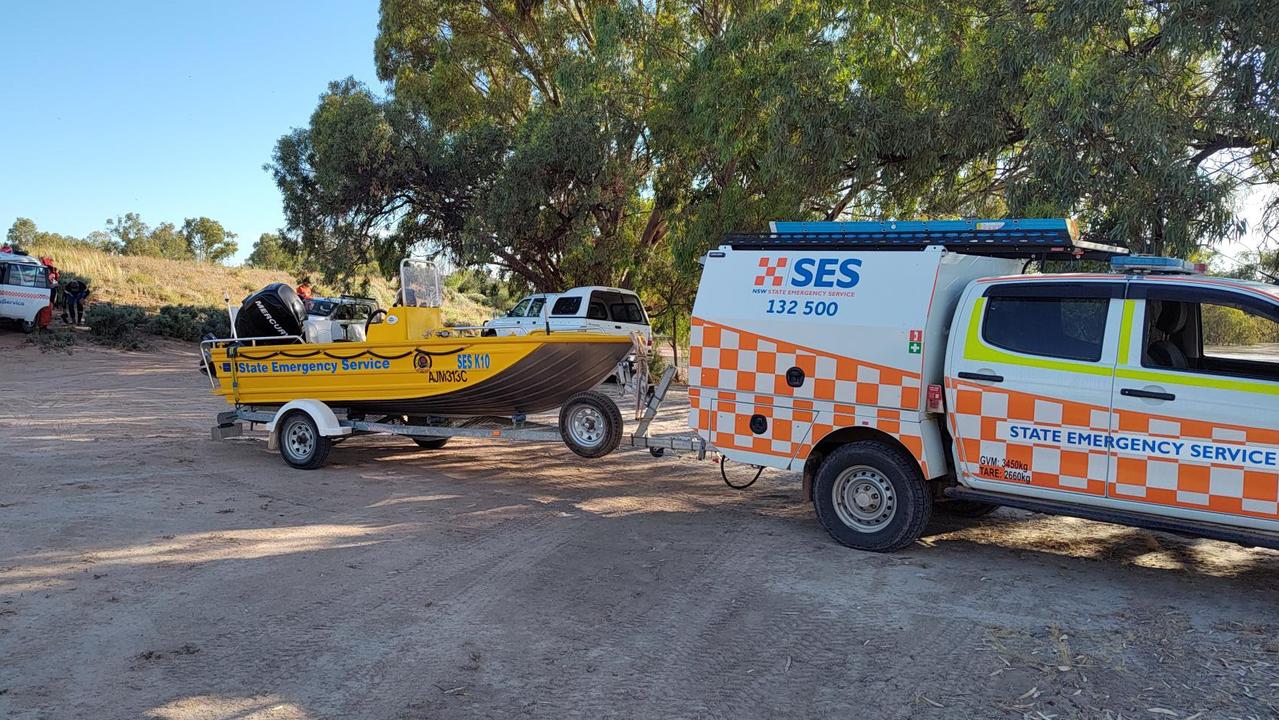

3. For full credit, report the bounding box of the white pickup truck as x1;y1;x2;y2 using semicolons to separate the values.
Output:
688;218;1279;552
483;286;651;342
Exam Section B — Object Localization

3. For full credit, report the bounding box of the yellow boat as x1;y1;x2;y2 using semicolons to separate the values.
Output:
208;261;634;418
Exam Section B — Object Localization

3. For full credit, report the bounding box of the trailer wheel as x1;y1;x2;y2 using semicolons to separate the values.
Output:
411;436;450;450
559;390;623;459
938;500;1000;518
812;442;931;552
278;411;332;470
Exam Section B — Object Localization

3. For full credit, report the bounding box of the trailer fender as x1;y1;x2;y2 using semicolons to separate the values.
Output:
266;400;352;438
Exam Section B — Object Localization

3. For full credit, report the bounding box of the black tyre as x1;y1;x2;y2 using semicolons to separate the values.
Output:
559;390;623;459
278;411;333;470
411;436;450;449
20;320;36;334
812;441;931;552
938;500;1000;518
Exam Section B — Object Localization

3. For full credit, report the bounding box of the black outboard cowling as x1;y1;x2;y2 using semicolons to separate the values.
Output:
235;283;306;343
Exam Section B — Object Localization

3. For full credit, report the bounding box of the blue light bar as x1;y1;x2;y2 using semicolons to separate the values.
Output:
1110;255;1205;274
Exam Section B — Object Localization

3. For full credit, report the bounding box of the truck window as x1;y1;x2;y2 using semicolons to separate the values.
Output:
983;295;1109;362
5;264;41;288
587;301;608;320
526;298;546;317
552;297;582;316
1142;288;1279;382
507;299;530;317
611;298;647;324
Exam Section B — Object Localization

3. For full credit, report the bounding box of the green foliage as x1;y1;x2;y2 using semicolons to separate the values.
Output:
102;212;241;261
265;0;1277;336
6;217;37;251
150;304;232;341
181;217;238;263
1202;303;1279;347
443;268;516;311
245;232;298;272
85;303;155;351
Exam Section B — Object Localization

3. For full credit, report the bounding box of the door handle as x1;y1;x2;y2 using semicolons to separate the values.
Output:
1121;387;1176;401
957;371;1004;383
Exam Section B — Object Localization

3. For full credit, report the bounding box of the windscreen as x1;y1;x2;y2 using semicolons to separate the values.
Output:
400;259;442;308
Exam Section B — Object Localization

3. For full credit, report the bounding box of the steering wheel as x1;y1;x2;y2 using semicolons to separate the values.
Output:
365;309;387;335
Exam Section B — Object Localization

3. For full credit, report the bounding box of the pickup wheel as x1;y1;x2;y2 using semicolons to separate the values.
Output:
812;442;931;552
278;411;332;470
559;390;623;459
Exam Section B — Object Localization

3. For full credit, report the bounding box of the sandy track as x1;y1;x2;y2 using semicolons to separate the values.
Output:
1;334;1277;719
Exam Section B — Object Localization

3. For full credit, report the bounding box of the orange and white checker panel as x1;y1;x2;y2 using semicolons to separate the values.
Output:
946;378;1279;522
690;317;935;476
1111;409;1279;519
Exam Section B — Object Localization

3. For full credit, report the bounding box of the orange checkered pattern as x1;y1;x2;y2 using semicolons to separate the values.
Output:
753;257;788;287
1111;409;1279;519
690;318;931;475
947;379;1110;495
947;378;1279;521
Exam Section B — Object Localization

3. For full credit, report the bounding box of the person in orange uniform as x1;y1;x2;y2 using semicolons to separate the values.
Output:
295;279;313;303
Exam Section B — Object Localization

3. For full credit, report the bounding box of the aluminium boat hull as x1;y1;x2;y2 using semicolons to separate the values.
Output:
211;333;632;417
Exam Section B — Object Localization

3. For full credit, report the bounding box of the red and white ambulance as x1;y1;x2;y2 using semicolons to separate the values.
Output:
689;219;1279;551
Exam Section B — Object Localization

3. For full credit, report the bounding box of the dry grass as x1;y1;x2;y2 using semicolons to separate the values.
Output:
32;244;496;326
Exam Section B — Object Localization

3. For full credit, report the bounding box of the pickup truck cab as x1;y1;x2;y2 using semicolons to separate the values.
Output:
689;219;1279;552
483;287;651;342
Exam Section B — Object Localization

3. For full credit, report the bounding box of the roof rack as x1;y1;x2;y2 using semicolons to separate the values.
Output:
722;218;1129;260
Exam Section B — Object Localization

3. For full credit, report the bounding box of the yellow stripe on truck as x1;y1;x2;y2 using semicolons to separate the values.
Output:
963;296;1279;396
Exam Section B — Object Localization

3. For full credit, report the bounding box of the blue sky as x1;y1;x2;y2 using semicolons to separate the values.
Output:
0;1;382;262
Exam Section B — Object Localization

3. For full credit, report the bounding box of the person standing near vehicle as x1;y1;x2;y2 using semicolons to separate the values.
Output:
295;279;313;303
64;278;89;326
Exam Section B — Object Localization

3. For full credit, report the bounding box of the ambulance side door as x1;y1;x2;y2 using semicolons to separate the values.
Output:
1110;282;1279;531
947;281;1123;500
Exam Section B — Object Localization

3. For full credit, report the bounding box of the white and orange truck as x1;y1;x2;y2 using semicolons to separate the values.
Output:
688;219;1279;551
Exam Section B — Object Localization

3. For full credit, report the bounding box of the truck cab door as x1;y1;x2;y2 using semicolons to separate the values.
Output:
1110;283;1279;530
946;281;1123;499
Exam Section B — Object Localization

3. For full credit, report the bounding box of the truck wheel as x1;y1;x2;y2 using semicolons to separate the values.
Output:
412;436;450;449
278;411;332;470
20;319;36;334
559;390;623;459
938;500;1000;518
813;442;931;552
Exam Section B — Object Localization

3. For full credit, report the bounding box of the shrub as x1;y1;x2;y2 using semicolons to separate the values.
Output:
85;303;155;351
25;328;78;354
150;304;231;341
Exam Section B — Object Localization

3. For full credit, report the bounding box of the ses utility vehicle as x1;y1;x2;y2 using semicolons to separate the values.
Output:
689;219;1279;552
0;251;52;333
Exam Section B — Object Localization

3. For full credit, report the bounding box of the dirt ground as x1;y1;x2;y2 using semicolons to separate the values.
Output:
2;332;1278;720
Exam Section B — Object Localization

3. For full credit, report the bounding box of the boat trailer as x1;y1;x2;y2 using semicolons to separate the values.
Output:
211;365;706;470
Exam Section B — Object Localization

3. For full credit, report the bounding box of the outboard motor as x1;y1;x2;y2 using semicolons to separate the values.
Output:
235;283;306;343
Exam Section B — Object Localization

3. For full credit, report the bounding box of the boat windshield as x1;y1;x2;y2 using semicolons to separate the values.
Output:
399;259;442;308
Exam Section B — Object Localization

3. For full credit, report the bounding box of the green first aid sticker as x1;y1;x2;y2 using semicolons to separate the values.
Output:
908;341;922;354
